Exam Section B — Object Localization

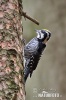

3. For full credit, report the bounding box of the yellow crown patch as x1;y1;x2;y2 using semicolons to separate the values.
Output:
43;29;50;33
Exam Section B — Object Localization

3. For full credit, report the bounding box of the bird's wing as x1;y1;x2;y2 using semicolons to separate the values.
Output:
24;38;39;58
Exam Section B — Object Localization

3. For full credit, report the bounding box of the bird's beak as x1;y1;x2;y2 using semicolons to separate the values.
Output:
35;29;38;32
35;29;40;34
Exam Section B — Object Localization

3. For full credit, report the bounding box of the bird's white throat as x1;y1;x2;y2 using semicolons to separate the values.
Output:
37;33;44;39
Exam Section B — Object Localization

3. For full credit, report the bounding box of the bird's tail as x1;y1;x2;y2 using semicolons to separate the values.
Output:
24;66;30;83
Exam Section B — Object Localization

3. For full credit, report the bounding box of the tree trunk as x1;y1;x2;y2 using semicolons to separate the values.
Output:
0;0;25;100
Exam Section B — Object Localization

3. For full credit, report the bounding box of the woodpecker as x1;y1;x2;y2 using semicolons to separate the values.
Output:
24;29;51;83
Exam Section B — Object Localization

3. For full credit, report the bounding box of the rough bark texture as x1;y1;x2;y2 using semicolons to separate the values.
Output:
0;0;25;100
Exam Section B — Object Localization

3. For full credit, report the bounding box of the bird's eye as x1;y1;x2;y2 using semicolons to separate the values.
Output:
41;30;45;33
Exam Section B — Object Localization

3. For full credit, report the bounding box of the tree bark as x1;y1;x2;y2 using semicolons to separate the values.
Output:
0;0;25;100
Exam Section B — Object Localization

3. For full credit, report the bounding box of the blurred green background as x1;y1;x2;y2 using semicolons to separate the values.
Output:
23;0;66;100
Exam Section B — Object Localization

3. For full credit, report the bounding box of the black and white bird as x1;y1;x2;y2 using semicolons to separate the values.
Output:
24;29;51;83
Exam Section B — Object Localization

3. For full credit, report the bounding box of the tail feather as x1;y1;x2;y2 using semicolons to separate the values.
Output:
24;66;30;83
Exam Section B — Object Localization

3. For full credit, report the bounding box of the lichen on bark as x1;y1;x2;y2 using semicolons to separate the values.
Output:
0;0;25;100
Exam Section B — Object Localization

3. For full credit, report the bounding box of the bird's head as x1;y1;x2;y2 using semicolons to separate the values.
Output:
36;29;51;43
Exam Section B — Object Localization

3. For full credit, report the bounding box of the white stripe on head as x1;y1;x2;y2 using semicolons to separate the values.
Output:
45;31;49;38
36;30;44;39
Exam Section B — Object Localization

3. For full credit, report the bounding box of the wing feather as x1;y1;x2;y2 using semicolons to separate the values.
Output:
24;38;39;58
